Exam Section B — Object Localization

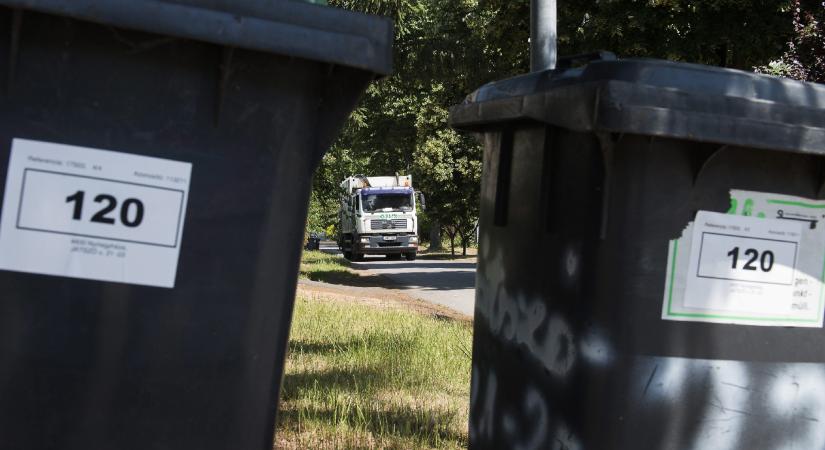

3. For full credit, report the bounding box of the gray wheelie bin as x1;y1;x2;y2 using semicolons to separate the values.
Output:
450;52;825;449
0;1;390;449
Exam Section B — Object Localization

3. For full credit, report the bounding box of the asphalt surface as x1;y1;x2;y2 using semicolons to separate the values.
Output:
320;242;476;317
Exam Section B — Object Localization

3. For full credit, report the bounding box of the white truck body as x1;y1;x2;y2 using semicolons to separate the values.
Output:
337;175;419;260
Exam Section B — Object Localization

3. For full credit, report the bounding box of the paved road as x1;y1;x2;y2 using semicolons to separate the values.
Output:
320;242;476;317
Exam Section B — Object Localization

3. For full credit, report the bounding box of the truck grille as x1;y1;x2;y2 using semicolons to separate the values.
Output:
370;219;407;229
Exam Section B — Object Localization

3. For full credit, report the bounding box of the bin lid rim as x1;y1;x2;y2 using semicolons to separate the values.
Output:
449;57;825;156
0;0;393;75
463;57;825;110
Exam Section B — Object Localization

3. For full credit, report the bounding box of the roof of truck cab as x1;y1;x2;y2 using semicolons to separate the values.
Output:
360;187;414;195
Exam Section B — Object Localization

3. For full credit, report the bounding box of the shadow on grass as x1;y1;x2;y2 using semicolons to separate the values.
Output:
288;335;418;358
354;261;475;270
276;404;467;448
301;270;392;288
302;269;361;284
304;268;475;292
281;366;394;400
279;365;467;447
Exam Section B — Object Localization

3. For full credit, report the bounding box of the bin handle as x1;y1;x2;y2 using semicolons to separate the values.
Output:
555;51;617;70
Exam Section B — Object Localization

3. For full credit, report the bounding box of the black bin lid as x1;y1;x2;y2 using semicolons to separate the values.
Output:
450;52;825;155
0;0;392;75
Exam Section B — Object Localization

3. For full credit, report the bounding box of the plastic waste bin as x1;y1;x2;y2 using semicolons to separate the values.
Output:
0;1;390;449
450;52;825;449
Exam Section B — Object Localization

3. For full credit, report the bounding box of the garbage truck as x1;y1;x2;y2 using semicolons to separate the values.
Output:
338;175;423;261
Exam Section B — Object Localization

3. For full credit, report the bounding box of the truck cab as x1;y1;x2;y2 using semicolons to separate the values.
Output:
338;175;420;261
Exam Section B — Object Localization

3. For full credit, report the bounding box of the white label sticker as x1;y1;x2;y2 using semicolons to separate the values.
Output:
663;192;825;327
0;139;192;288
685;212;808;316
693;232;797;285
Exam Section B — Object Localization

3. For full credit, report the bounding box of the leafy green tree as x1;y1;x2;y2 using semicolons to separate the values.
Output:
317;0;498;255
759;0;824;82
312;0;798;255
563;0;793;69
475;0;794;70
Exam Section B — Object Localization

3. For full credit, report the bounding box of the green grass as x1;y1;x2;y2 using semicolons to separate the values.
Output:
275;296;472;449
300;250;359;283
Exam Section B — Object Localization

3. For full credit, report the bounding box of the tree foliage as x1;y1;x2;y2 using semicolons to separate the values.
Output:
309;0;802;253
558;0;794;69
759;0;825;82
313;0;512;254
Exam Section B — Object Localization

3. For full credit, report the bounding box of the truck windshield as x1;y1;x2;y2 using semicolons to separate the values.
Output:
361;193;413;212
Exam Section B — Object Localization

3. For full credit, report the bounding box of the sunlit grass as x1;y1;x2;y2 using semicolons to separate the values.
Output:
275;296;472;449
299;250;358;283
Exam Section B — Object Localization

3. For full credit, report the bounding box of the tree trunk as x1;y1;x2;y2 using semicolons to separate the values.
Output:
449;233;456;256
716;42;729;67
428;220;443;251
458;230;470;256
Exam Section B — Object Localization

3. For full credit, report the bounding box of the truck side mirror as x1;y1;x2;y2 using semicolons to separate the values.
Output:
418;192;426;211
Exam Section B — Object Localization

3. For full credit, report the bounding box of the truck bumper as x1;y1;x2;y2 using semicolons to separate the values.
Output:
354;234;417;254
356;245;417;254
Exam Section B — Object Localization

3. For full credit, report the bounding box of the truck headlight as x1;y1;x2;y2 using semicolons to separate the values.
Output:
409;236;418;243
360;237;371;244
